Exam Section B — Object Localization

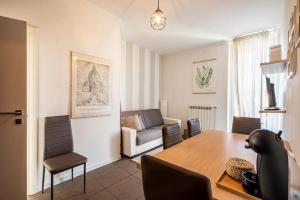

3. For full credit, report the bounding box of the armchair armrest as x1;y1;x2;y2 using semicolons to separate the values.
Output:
122;127;137;157
163;117;181;128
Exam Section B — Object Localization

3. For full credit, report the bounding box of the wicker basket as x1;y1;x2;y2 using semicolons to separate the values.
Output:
225;158;255;181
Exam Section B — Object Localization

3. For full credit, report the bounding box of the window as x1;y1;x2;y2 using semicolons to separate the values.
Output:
228;30;285;132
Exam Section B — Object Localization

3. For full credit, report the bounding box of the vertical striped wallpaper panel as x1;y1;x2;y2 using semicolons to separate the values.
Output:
121;40;160;111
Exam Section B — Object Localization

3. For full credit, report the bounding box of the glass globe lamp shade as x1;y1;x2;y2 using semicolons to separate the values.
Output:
150;8;166;30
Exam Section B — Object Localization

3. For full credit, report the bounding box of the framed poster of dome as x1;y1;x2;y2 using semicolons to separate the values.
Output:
192;59;216;94
71;52;112;118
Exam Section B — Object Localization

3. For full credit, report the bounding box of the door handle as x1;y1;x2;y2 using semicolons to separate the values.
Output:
0;110;22;115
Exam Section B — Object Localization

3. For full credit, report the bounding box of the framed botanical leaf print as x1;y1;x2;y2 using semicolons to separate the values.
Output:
192;59;216;94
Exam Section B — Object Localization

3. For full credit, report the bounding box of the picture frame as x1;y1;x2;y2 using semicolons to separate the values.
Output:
296;0;300;48
71;52;113;118
192;59;216;94
287;5;298;79
288;48;297;78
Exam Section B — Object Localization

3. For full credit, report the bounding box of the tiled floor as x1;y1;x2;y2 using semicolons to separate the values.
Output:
28;159;145;200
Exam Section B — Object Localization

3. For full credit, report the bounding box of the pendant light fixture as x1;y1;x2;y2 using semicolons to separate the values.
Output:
150;0;166;30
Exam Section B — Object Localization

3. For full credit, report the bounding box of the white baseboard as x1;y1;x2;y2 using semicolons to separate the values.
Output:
29;155;121;195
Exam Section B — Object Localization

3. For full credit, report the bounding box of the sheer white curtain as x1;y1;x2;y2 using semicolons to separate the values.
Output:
234;32;269;117
228;30;284;132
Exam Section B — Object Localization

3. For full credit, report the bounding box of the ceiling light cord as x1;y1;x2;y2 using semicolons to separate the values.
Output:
158;0;160;9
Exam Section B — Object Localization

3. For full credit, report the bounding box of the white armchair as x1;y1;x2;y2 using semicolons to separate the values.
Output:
122;117;181;157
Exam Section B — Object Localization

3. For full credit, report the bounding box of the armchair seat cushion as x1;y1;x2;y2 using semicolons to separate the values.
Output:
136;127;162;145
44;152;87;174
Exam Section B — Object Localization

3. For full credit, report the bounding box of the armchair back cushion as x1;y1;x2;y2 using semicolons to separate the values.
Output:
121;109;164;129
142;109;164;128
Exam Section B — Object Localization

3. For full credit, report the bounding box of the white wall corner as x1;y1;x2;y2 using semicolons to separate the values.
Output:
121;40;127;111
132;44;140;110
154;53;160;108
144;49;151;109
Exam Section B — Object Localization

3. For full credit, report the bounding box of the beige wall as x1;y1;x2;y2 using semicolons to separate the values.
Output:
0;0;122;193
121;40;160;111
161;42;229;130
282;0;300;167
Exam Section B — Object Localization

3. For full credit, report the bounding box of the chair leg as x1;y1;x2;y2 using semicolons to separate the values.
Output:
42;166;45;193
51;173;54;200
83;163;86;193
71;168;74;181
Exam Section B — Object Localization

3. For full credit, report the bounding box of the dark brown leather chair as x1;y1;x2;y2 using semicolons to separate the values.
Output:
42;115;87;200
232;116;261;135
141;155;213;200
187;118;201;138
162;123;182;149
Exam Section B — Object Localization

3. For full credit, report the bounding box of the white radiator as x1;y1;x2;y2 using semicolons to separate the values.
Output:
188;106;217;130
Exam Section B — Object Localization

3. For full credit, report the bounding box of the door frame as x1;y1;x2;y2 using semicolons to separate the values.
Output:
26;24;39;195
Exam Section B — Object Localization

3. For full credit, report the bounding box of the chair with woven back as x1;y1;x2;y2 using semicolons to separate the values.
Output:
42;115;87;200
141;155;213;200
162;123;182;149
231;116;261;135
187;118;201;138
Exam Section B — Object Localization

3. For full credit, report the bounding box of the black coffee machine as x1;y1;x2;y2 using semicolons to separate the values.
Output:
245;129;288;200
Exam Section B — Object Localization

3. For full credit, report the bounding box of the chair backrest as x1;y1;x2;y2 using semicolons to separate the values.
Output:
187;118;201;138
44;115;73;160
232;116;261;135
162;123;182;149
141;155;213;200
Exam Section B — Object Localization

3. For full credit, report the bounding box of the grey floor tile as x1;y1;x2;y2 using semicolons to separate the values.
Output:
57;175;102;199
133;170;142;181
28;189;62;200
96;162;115;171
89;190;117;200
113;159;138;174
107;176;143;200
63;193;90;200
27;158;144;200
136;195;145;200
96;165;130;188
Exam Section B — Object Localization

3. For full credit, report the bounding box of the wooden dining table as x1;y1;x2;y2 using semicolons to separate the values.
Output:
154;130;257;200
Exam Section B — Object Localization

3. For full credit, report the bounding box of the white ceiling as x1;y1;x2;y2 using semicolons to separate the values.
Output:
89;0;284;54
